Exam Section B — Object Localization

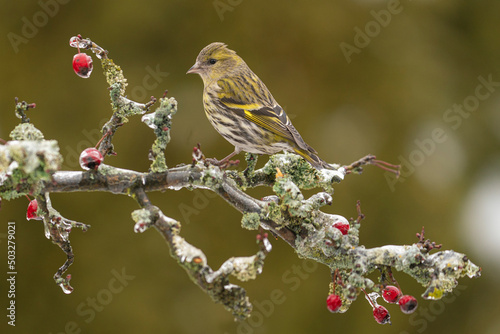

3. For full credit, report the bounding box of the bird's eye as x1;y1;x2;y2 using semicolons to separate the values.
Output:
208;58;217;65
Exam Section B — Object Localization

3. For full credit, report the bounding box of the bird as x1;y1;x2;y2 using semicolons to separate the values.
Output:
187;42;332;169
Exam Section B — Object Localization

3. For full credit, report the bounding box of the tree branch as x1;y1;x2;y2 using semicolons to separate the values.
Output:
0;35;481;323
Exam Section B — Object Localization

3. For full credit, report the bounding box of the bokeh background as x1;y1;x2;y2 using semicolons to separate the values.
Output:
1;1;498;333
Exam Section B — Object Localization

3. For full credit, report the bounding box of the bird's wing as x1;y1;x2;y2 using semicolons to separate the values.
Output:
216;77;314;152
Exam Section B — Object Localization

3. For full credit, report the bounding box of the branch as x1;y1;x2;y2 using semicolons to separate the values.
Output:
0;35;481;323
130;187;271;320
40;158;480;308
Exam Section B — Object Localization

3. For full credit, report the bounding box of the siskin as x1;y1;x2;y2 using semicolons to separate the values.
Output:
187;42;332;169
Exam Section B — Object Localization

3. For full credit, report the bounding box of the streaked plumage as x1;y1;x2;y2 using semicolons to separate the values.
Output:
187;42;331;169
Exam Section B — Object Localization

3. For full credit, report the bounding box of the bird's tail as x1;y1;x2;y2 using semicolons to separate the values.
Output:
293;148;334;170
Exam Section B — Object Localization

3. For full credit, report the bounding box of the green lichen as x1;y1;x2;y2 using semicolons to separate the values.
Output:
0;140;62;200
262;201;284;226
108;83;127;119
108;83;146;120
144;97;178;173
464;260;481;278
229;254;265;281
269;174;312;231
131;208;152;225
243;153;258;175
424;286;444;300
150;152;167;172
265;153;324;189
241;212;260;230
10;123;44;141
101;58;127;95
102;57;147;123
273;174;304;202
239;152;344;193
199;165;224;188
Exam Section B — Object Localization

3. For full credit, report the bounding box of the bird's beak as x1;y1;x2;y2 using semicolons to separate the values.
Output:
187;63;201;74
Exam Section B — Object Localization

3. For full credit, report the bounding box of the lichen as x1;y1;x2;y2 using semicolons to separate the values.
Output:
424;286;444;300
241;212;260;230
131;208;152;225
199;166;224;189
0;140;62;199
9;123;44;141
101;58;127;95
230;255;263;281
142;97;178;173
230;152;345;194
261;201;285;226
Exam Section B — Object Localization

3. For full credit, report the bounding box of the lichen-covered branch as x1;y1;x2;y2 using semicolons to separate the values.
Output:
0;35;481;323
130;187;271;320
38;157;481;311
141;94;177;172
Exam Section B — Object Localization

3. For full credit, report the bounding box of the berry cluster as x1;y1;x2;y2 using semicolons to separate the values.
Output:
382;285;418;314
323;205;427;324
326;270;418;325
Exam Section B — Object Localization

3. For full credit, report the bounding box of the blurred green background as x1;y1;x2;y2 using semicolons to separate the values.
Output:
1;0;498;333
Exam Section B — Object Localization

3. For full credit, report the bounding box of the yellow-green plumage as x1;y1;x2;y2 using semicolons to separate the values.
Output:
187;42;331;169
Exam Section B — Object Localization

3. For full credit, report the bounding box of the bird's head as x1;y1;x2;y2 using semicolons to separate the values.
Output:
187;42;244;84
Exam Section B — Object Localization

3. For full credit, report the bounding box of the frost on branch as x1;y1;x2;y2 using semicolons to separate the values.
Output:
0;35;481;323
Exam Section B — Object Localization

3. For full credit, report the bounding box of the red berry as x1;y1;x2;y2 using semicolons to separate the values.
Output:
373;305;391;325
399;295;418;314
333;221;350;235
326;294;342;313
382;285;402;304
72;52;93;78
79;148;103;170
26;199;41;220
